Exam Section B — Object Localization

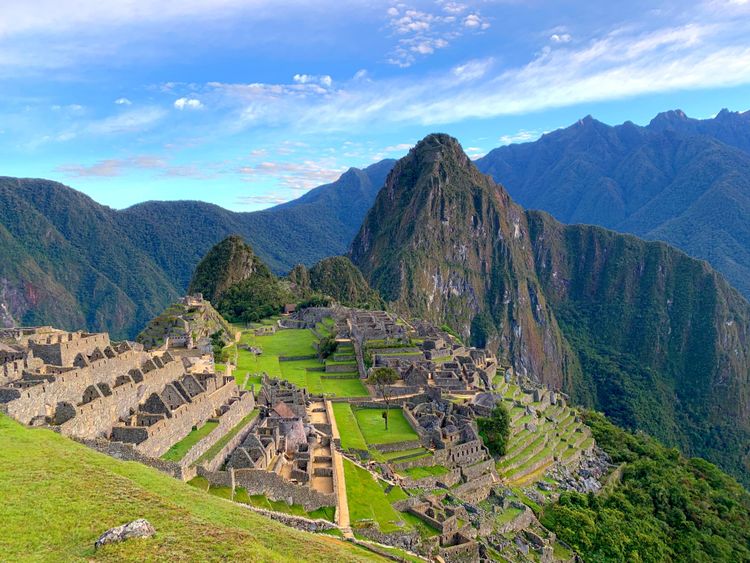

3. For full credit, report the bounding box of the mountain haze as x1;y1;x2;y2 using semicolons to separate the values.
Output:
351;133;750;484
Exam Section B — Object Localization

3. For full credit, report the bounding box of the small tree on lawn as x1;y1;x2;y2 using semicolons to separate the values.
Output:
367;366;399;430
477;403;511;456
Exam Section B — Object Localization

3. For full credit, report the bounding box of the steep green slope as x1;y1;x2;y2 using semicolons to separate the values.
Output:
190;236;290;324
542;412;750;562
0;414;378;562
118;159;395;286
0;160;393;338
475;109;750;298
308;256;383;308
0;178;179;339
188;235;269;304
351;133;750;484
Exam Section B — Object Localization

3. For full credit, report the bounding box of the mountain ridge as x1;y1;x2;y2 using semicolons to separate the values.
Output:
351;132;750;484
0;160;393;338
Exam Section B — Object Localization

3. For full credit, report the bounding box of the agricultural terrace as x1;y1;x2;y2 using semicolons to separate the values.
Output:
226;321;368;398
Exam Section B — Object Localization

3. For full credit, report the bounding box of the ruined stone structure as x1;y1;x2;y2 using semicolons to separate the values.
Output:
221;377;337;511
0;326;251;460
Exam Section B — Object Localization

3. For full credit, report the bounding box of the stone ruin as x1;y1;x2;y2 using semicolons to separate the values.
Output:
0;326;254;461
222;377;336;508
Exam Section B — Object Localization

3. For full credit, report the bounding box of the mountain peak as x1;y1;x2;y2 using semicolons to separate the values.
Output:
648;109;689;129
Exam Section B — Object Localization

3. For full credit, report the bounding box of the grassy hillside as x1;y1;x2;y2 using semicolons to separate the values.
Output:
0;414;379;562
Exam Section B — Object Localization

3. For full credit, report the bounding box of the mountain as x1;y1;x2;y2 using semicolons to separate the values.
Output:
190;236;289;324
350;133;750;485
0;177;180;339
119;158;394;288
0;160;393;339
188;235;268;303
308;256;383;309
475;109;750;298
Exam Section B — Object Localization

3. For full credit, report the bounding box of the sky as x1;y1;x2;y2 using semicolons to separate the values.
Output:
2;0;750;211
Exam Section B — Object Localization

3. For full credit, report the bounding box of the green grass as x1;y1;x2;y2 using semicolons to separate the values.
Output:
343;458;410;534
380;447;429;461
354;408;420;445
160;421;218;462
398;465;449;479
192;409;258;467
321;378;368;398
332;403;368;451
0;414;382;562
234;490;336;522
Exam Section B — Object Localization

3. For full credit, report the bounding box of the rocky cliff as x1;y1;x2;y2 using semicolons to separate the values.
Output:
350;133;750;483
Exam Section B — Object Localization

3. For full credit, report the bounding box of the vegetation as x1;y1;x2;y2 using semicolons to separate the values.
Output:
160;421;218;462
308;256;383;309
365;367;399;429
541;412;750;562
217;274;289;324
477;403;511;456
350;131;750;485
0;414;379;562
354;407;419;445
343;458;409;534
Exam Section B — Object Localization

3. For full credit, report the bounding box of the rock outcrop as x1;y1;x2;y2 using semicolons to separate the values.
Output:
95;519;156;549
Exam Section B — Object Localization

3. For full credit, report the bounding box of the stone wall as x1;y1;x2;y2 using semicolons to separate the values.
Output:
179;391;256;468
200;409;260;472
1;349;156;424
400;468;462;490
238;504;337;533
79;437;198;481
372;440;423;454
461;459;495;481
30;332;111;366
118;380;239;458
199;466;336;512
58;360;184;440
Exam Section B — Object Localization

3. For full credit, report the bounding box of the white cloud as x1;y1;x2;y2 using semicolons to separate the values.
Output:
293;73;332;87
463;14;489;29
498;130;540;145
238;157;347;191
452;58;493;81
87;107;167;134
56;154;214;179
382;143;413;152
174;97;203;110
114;97;132;105
386;3;490;67
550;33;572;43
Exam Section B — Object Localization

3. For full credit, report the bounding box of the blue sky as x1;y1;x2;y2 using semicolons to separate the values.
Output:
2;0;750;211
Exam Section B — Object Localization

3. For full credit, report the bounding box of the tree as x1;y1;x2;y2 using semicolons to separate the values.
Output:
367;366;399;430
477;403;511;456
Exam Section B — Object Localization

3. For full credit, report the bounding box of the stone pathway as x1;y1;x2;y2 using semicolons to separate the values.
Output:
332;448;353;539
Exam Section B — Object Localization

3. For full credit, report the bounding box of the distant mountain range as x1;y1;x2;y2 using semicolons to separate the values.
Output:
3;107;750;343
351;133;750;485
475;108;750;297
0;160;392;338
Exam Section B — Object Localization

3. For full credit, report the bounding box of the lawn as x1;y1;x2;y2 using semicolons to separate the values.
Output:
321;378;369;398
397;465;449;479
354;407;420;445
255;329;317;357
0;414;381;562
160;421;218;462
233;490;335;522
192;409;258;467
332;403;368;451
343;458;410;534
